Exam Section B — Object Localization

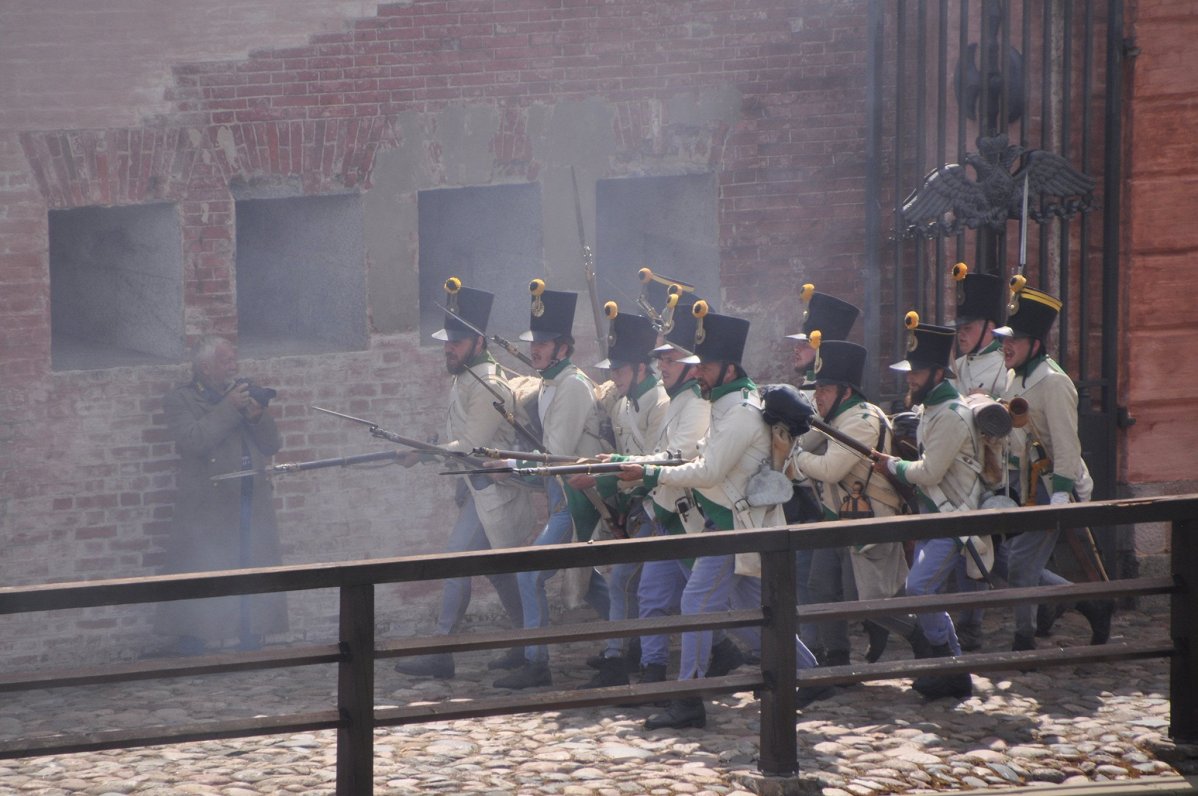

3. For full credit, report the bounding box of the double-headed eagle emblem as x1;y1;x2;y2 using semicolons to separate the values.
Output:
898;135;1095;240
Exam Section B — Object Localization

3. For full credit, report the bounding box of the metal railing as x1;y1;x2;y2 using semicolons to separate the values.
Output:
1;494;1195;794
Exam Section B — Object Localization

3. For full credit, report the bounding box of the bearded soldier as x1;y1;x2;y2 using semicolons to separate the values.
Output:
619;306;827;730
992;281;1114;651
569;305;668;688
393;281;535;680
873;314;981;700
492;282;610;690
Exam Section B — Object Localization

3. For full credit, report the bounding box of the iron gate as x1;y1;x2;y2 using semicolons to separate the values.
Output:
863;0;1129;574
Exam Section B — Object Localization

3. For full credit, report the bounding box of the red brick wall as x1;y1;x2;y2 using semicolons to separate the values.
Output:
0;0;873;666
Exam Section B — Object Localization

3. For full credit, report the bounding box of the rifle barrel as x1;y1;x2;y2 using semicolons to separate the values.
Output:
442;457;683;477
212;449;402;480
472;447;587;464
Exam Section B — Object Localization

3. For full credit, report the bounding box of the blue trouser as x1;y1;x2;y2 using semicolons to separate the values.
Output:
516;478;609;663
603;505;650;658
952;554;988;628
990;472;1069;638
905;537;963;654
637;551;691;668
795;548;820;650
677;551;818;680
437;490;524;637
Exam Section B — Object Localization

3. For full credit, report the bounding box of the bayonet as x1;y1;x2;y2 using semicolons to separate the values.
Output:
212;449;405;481
311;405;484;466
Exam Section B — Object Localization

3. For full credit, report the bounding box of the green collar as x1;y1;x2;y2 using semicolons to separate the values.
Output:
630;373;660;402
1013;351;1048;379
709;376;756;403
467;350;496;369
924;379;960;406
979;339;1001;355
826;390;864;422
540;358;572;380
668;377;701;400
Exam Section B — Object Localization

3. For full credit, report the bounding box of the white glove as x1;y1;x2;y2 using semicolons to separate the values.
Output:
1049;491;1071;506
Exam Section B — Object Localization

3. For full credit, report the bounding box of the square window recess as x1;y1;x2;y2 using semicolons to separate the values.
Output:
49;203;185;371
596;173;720;313
417;183;543;344
235;194;367;358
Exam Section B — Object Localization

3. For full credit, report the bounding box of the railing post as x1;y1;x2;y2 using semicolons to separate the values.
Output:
1171;518;1198;742
758;540;798;777
337;584;375;796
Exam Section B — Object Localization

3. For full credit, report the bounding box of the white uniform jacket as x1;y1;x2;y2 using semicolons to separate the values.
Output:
538;359;603;459
441;353;535;548
1001;355;1092;501
611;375;669;457
952;341;1008;398
894;381;984;513
645;379;777;576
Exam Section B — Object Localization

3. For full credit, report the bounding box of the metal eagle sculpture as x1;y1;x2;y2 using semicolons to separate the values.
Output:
898;135;1095;240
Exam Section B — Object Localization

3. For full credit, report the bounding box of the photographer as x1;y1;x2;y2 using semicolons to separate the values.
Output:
153;335;287;655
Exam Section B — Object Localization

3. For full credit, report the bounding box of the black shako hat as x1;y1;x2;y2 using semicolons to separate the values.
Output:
652;292;702;355
596;303;658;369
787;285;861;342
432;279;493;342
811;339;867;393
890;311;956;375
679;301;750;365
951;263;1005;327
519;279;577;342
992;277;1061;341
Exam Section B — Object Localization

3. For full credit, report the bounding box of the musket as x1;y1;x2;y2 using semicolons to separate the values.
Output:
311;406;485;467
212;449;405;481
472;447;594;464
434;301;536;372
442;455;684;478
571;166;607;359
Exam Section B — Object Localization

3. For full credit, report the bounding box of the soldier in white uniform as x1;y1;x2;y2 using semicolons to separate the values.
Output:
946;262;1007;651
991;281;1114;651
788;337;932;694
784;286;863;657
619;305;826;730
569;305;668;688
492;282;610;690
393;281;537;680
873;313;981;700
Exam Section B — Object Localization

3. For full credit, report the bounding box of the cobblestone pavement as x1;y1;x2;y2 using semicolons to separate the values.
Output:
0;602;1193;795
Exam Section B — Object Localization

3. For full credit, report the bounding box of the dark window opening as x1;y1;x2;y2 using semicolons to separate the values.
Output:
49;204;184;371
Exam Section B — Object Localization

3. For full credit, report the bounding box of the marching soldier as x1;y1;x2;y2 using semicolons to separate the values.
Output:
619;306;826;730
992;281;1114;651
492;282;611;689
569;305;668;688
784;285;865;658
873;313;981;699
788;336;931;691
393;282;536;680
947;262;1007;651
949;263;1008;398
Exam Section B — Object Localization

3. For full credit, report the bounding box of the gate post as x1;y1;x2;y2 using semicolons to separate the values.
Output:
1171;518;1198;742
758;540;798;777
337;583;375;795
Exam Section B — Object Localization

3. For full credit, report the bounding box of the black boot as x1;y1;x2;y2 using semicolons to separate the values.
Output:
864;621;890;663
1035;602;1068;637
911;643;972;700
956;621;983;652
906;626;935;659
639;663;667;683
493;660;551;689
707;637;746;677
1077;599;1115;645
821;648;851;667
585;648;608;669
581;656;629;689
625;637;642;673
1012;632;1036;651
796;684;837;709
487;646;527;671
644;697;705;730
393;653;455;679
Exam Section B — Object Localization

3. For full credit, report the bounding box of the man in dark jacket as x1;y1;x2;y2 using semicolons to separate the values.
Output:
154;335;287;654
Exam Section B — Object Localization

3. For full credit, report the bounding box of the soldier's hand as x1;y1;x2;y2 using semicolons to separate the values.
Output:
871;452;895;475
595;453;613;463
224;382;252;411
567;473;597;490
617;463;644;482
398;451;423;468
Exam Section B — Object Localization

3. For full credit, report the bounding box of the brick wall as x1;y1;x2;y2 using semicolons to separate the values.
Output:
0;0;873;666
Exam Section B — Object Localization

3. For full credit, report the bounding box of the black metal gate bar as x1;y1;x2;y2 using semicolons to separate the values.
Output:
1079;1;1094;382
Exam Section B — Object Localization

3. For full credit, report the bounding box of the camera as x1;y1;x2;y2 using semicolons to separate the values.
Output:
234;378;277;407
